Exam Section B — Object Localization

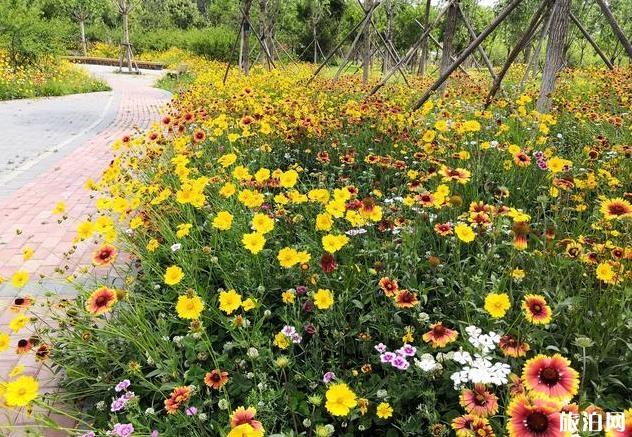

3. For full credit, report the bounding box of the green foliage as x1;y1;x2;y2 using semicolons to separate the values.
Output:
0;0;65;68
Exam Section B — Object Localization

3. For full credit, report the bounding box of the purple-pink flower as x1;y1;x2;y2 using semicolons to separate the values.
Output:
114;379;130;392
391;355;410;370
374;343;387;353
380;352;396;363
111;423;134;437
322;371;336;383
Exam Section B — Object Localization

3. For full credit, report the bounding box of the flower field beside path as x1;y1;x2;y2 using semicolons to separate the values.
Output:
0;59;631;436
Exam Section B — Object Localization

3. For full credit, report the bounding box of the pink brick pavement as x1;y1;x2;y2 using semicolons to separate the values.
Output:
0;69;171;436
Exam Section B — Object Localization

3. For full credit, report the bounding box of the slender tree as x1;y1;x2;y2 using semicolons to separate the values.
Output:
536;0;571;112
362;0;374;83
418;0;431;75
439;0;459;88
240;0;253;74
116;0;136;73
594;0;632;60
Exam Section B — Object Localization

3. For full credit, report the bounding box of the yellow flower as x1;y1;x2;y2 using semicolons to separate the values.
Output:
281;289;296;304
76;221;95;240
242;298;256;311
227;424;263;437
325;382;357;417
274;331;290;349
512;268;525;280
176;223;193;238
596;262;619;284
455;223;475;243
315;213;333;231
251;213;274;234
4;376;39;407
147;239;159;252
279;169;299;188
238;189;265;208
484;293;511;318
164;265;184;286
9;314;29;333
0;332;10;352
313;289;334;310
254;168;270;183
277;247;300;268
11;270;29;288
52;201;66;215
376;402;393;419
219;289;242;314
217;153;237;168
22;247;34;261
547;156;571;173
176;294;204;320
213;211;234;231
322;234;349;253
219;182;236;197
242;232;266;254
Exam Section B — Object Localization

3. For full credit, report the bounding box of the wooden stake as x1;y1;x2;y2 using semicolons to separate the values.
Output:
570;12;614;69
485;0;550;107
594;0;632;60
411;0;524;111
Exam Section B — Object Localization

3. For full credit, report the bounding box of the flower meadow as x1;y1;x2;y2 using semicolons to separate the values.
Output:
0;52;109;100
1;60;631;436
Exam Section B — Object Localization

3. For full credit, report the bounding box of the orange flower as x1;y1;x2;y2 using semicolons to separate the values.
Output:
522;294;552;325
394;289;419;308
422;322;458;348
522;354;579;399
164;386;191;414
378;277;398;297
459;384;499;418
230;406;264;431
92;244;118;266
204;369;229;390
85;286;118;315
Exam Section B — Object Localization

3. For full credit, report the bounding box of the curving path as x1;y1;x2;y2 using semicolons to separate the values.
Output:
0;65;171;435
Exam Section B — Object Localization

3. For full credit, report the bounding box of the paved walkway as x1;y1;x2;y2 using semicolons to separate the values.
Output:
0;65;171;435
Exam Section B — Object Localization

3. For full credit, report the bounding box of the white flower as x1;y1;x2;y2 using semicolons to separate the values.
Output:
452;349;472;365
171;243;181;252
414;354;438;372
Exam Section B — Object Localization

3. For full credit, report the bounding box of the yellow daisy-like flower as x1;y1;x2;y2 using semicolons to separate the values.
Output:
242;232;266;254
273;331;290;349
147;239;159;252
484;293;511;318
22;247;34;261
279;169;298;188
241;298;256;311
217;153;237;168
219;289;242;315
9;314;29;333
281;289;296;304
176;294;204;320
4;376;39;407
0;332;10;351
164;265;184;286
11;270;29;288
251;213;274;234
212;211;234;231
325;382;357;417
313;289;334;310
277;247;300;268
321;234;349;254
376;402;393;419
455;223;475;243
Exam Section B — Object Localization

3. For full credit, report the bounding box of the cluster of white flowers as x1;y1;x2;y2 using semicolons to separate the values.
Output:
449;325;511;389
414;353;442;372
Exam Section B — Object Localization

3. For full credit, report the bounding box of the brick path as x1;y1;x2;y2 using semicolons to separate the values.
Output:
0;65;171;436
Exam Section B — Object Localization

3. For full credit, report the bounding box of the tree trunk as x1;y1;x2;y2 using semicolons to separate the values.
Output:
240;0;253;75
536;0;571;113
79;19;87;57
362;0;374;84
122;2;132;73
418;0;432;75
384;0;394;73
439;1;459;89
594;0;632;60
313;22;318;63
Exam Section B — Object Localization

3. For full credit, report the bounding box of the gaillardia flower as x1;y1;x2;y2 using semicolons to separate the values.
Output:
459;384;499;417
422;322;458;348
522;354;579;399
86;286;118;315
507;395;563;437
522;294;552;324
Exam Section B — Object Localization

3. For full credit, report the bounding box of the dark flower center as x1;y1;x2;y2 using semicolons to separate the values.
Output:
474;393;488;405
540;367;560;385
14;298;24;305
526;412;549;432
95;296;109;307
18;339;28;347
433;325;446;336
609;204;626;215
532;304;542;314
